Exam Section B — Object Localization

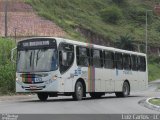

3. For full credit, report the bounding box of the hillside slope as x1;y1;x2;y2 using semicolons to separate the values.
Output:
26;0;160;45
0;0;65;37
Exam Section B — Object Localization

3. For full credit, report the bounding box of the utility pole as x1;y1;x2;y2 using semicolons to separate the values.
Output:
4;0;8;37
14;27;17;43
145;10;152;55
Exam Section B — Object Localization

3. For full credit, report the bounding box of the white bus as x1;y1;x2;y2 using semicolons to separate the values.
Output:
12;37;148;101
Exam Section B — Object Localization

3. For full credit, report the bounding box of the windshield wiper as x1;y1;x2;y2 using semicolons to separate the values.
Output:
36;50;42;66
30;52;32;66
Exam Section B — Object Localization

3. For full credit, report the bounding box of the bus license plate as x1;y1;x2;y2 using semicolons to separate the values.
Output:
34;78;42;83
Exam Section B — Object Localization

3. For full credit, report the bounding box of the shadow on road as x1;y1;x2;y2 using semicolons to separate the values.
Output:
19;95;143;103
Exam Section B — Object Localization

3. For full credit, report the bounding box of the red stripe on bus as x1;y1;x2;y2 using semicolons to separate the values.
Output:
28;74;32;83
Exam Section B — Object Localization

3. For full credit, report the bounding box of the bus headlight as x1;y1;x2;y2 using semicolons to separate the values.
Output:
16;77;22;82
16;77;19;81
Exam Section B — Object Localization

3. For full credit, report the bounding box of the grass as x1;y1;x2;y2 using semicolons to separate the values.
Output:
25;0;160;44
148;55;160;81
148;63;160;81
0;37;16;95
149;98;160;106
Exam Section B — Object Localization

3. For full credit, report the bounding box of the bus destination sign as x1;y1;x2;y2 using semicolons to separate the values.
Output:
18;38;57;50
23;41;50;47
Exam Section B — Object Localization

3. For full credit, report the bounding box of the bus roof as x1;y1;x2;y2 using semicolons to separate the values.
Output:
19;37;146;56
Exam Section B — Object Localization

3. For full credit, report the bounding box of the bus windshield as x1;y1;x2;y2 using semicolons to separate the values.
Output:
17;48;58;73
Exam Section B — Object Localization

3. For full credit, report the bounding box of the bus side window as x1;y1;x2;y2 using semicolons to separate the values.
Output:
91;49;103;68
76;46;90;67
138;56;146;72
123;54;131;70
115;52;123;70
104;51;114;69
59;43;74;74
131;55;138;71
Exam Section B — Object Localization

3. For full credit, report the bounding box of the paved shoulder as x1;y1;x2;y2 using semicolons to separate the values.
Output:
0;94;35;102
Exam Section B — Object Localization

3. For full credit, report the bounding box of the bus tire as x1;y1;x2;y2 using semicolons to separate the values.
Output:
115;81;130;97
72;81;83;101
37;93;48;101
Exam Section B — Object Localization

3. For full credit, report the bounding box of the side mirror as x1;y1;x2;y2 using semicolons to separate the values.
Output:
11;47;17;63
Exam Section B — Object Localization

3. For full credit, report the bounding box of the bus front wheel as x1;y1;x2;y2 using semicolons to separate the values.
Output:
72;81;83;101
115;81;130;97
37;93;48;101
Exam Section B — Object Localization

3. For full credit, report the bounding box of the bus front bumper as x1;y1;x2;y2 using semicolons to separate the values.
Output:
16;80;61;93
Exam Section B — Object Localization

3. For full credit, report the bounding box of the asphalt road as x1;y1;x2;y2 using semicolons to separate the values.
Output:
0;81;159;114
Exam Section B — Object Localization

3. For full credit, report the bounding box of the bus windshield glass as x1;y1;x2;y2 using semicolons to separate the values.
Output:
17;39;58;72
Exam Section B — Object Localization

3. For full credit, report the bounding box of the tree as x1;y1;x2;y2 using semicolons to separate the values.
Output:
116;34;135;51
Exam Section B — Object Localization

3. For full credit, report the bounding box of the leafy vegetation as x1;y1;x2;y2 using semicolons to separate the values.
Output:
25;0;160;44
101;6;122;24
116;34;135;51
0;38;16;95
148;63;160;81
148;55;160;81
112;0;126;5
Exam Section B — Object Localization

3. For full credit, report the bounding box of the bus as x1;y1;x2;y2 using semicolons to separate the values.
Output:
11;37;148;101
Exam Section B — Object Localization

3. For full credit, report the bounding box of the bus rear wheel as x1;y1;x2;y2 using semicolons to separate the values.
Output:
37;93;48;101
72;81;83;101
115;81;130;97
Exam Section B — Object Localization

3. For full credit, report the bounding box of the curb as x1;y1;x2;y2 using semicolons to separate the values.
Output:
138;98;160;112
146;97;160;109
